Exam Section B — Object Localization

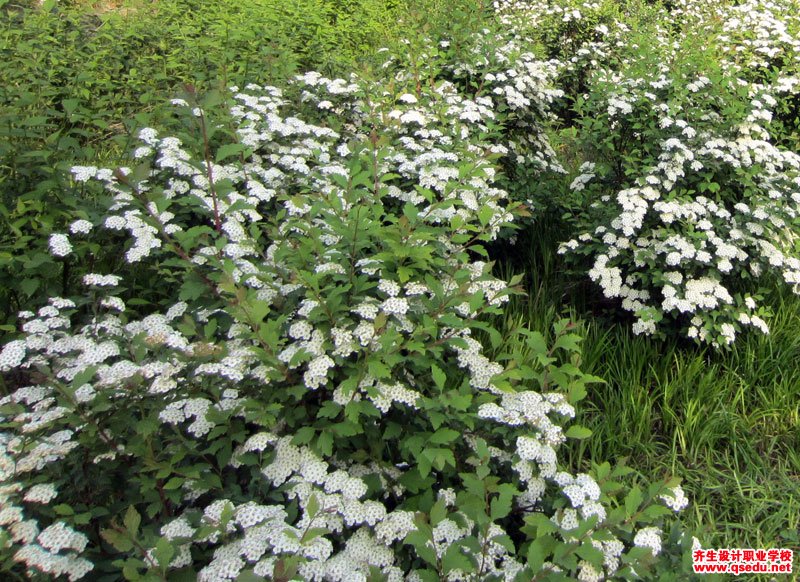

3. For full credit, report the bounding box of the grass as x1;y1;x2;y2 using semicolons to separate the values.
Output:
497;217;800;560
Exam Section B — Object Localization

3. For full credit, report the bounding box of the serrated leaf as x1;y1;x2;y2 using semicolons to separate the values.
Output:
124;506;141;535
442;543;476;574
526;331;548;355
625;486;643;516
101;528;134;552
429;428;460;445
430;499;447;526
478;205;494;226
163;477;183;490
527;537;548;572
153;537;174;567
307;494;320;520
317;430;333;457
492;533;515;554
431;364;446;390
291;426;316;445
215;143;247;163
122;562;140;580
367;359;391;379
301;527;329;543
490;493;512;520
576;540;605;564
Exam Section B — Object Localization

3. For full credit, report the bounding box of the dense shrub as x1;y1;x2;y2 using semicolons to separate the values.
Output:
0;37;689;581
547;0;800;346
0;0;405;332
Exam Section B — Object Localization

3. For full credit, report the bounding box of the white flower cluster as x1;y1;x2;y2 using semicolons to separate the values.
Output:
162;437;452;582
48;233;72;258
82;273;122;287
0;483;93;582
633;525;663;556
660;485;689;512
556;0;800;345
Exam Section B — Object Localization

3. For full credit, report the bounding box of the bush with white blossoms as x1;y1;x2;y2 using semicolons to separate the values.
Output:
0;32;690;581
554;0;800;346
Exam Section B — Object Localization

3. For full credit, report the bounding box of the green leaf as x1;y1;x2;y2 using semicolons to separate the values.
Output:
367;359;391;379
73;512;92;525
153;538;175;568
427;410;446;430
527;536;551;572
53;504;74;516
642;504;673;519
101;529;134;552
215;143;248;163
432;448;456;470
490;493;512;520
431;364;446;390
478;205;494;226
429;428;460;445
317;401;341;419
317;430;333;457
236;571;266;582
625;486;643;516
565;425;592;439
307;494;320;519
576;540;605;564
526;331;548;355
135;417;159;438
417;453;432;478
124;506;141;535
442;543;476;574
122;562;141;580
19;278;39;296
405;529;438;567
163;477;184;490
430;499;447;526
331;421;361;437
292;426;316;445
524;512;558;536
492;534;515;553
302;527;329;542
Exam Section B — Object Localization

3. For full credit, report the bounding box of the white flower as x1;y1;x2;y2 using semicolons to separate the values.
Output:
24;484;58;503
659;485;688;511
71;166;98;182
633;526;662;555
0;340;26;370
381;297;408;316
83;273;122;287
69;220;93;235
49;234;73;257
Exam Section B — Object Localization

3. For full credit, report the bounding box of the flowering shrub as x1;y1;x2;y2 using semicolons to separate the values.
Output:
554;0;800;346
0;38;688;581
375;25;567;225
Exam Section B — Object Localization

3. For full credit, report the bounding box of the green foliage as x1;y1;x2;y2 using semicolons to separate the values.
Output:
0;0;408;332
